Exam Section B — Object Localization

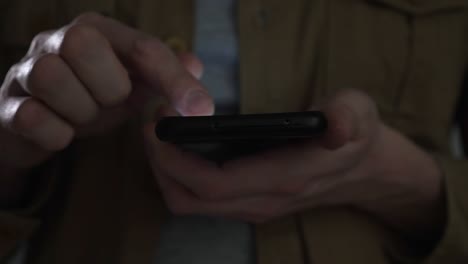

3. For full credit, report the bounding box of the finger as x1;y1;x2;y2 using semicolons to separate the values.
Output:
177;52;204;80
72;12;214;116
27;30;55;56
0;97;74;151
128;54;205;110
156;170;291;222
143;107;347;200
144;106;257;201
16;54;99;125
146;119;348;201
144;114;227;200
319;89;379;150
220;143;353;196
320;102;356;150
146;105;366;201
44;24;132;107
217;90;380;198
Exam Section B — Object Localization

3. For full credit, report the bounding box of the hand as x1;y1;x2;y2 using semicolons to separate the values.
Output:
144;89;444;240
0;12;214;207
0;12;214;172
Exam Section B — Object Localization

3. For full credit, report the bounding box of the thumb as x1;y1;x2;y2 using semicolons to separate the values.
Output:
143;106;178;151
319;89;378;150
320;103;357;150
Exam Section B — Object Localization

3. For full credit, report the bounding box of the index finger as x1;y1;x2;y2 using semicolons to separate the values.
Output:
73;13;214;116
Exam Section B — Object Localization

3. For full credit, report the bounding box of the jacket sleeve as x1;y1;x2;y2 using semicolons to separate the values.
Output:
421;155;468;263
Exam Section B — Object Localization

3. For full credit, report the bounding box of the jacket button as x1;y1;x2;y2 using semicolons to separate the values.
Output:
164;37;188;53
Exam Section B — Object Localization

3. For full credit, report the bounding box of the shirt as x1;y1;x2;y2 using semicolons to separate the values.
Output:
153;0;254;264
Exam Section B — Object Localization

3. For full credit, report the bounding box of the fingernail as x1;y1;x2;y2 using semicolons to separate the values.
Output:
194;69;204;80
183;90;214;116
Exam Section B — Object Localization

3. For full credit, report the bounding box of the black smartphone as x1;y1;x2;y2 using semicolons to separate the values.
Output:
156;111;327;143
155;111;327;163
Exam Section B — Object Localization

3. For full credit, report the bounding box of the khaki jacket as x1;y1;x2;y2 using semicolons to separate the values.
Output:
1;0;468;263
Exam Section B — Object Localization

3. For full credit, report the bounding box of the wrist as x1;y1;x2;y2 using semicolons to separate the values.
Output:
359;124;446;240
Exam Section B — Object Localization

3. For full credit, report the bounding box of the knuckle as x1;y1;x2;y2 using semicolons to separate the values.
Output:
2;64;21;91
60;24;102;59
29;32;51;55
73;12;104;25
28;54;64;97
